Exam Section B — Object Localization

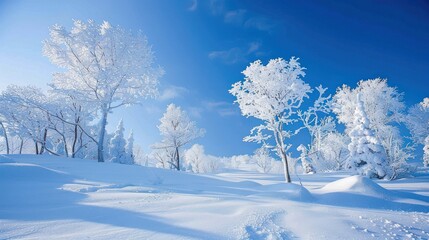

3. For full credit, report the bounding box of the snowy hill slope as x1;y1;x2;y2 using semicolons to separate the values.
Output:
1;155;429;239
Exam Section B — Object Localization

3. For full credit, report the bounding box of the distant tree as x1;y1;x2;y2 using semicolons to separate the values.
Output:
109;120;127;164
407;97;429;167
318;132;349;171
44;19;163;162
347;94;389;179
229;57;312;182
153;104;204;170
125;130;135;165
252;144;274;173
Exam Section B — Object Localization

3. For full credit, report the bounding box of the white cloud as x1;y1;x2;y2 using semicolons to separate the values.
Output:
208;47;245;64
208;41;263;64
224;9;247;25
244;17;274;32
158;85;188;101
188;0;198;11
203;101;238;117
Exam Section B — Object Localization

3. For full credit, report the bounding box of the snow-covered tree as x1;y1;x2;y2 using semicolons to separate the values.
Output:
407;97;429;167
318;132;349;171
333;79;412;176
44;20;163;162
153;104;204;170
297;144;315;174
183;144;221;173
109;120;127;163
252;145;274;173
347;94;389;179
297;85;334;164
229;57;312;182
0;85;52;154
124;130;135;165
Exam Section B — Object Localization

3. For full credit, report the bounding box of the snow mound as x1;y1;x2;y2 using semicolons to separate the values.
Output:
320;175;392;199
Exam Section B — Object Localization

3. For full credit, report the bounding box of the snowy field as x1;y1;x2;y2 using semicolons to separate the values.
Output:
1;155;428;240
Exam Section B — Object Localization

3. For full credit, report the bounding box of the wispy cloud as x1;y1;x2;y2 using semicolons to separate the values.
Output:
208;47;245;64
188;0;198;11
209;0;225;15
203;101;239;117
158;85;188;101
244;17;275;32
207;1;275;32
208;41;263;64
224;9;247;25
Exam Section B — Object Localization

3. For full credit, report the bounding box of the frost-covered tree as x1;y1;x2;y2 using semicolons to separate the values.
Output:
318;132;349;171
153;104;204;170
333;79;411;175
44;20;163;162
229;57;312;182
297;85;334;164
183;144;221;173
347;94;389;179
0;85;53;154
109;120;127;164
407;97;429;167
252;144;274;173
124;130;135;165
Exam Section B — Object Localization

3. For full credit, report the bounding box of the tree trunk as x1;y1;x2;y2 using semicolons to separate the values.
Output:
39;129;48;155
35;141;39;154
280;149;292;183
97;109;108;162
71;124;78;158
0;122;10;154
19;137;24;154
175;147;180;171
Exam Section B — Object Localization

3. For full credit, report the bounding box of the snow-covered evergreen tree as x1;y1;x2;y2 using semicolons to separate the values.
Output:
124;130;135;165
229;57;312;183
297;144;315;174
109;120;127;164
153;104;204;170
347;94;389;179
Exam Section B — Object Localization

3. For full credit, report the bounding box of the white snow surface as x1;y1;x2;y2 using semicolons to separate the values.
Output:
1;155;428;240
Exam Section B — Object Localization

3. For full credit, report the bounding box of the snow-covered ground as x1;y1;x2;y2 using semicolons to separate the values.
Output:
1;155;428;240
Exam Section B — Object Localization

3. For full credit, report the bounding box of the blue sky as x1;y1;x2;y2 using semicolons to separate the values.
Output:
0;0;428;157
